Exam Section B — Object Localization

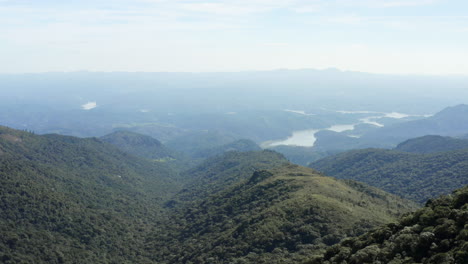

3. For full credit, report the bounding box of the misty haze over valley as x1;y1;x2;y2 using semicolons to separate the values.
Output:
1;1;468;263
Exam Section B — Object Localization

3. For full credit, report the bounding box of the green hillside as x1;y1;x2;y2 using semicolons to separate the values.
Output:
0;125;438;264
312;185;468;264
0;126;180;263
153;164;417;263
310;148;468;203
395;135;468;154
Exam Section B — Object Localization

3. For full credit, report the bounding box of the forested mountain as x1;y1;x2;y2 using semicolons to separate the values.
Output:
4;124;465;263
310;148;468;203
0;126;180;263
169;150;289;205
395;135;468;154
152;164;417;263
100;130;181;161
311;185;468;264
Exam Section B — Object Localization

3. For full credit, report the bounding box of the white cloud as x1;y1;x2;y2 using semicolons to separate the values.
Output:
81;102;97;110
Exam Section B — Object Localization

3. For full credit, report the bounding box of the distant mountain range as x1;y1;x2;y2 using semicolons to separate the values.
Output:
360;104;468;146
395;135;468;154
308;104;468;154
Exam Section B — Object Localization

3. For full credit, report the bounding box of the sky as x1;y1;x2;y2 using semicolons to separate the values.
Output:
1;0;468;75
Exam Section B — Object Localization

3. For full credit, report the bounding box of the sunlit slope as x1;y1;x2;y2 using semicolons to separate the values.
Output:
153;164;417;263
311;148;468;204
311;185;468;264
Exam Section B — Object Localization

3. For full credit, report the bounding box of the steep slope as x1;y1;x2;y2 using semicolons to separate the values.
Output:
310;148;468;203
0;126;179;263
168;150;289;205
395;135;468;154
312;185;468;264
153;164;417;264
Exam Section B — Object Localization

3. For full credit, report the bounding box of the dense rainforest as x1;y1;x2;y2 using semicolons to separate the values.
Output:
310;147;468;203
1;125;467;263
311;185;468;264
152;164;416;263
0;126;180;263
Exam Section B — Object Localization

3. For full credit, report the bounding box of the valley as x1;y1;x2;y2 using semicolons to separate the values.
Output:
1;120;467;263
1;71;467;263
3;0;468;262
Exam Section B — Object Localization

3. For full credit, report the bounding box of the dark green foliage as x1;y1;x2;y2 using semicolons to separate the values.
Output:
152;164;417;263
312;185;468;264
396;135;468;154
0;125;434;263
311;148;468;203
0;126;180;263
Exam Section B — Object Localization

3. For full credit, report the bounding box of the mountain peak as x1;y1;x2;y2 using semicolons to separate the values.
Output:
434;104;468;118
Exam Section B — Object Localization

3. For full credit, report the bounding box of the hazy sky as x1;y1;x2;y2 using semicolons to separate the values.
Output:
1;0;468;75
